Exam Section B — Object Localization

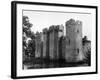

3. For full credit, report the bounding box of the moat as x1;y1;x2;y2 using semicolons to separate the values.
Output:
23;58;89;69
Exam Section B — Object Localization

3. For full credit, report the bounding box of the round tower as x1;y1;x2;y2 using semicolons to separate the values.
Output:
65;19;83;62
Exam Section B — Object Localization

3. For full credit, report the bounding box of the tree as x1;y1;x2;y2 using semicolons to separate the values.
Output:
23;16;35;60
83;36;87;41
82;36;91;65
82;36;88;46
23;16;33;37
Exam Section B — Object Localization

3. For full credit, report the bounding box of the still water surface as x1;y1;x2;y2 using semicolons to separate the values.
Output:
23;61;88;69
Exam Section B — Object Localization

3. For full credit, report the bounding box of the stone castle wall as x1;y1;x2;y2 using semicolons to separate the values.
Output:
43;28;49;59
34;19;84;62
65;19;83;62
35;32;42;58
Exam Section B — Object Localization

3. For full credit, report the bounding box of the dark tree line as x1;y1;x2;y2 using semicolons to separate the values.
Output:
23;16;35;61
82;36;91;65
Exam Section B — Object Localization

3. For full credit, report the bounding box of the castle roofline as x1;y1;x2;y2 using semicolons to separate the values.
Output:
49;25;64;32
66;19;82;26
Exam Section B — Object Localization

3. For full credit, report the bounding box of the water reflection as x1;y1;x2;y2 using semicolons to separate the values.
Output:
23;60;88;69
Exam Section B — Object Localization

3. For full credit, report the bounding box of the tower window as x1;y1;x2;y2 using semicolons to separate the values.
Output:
77;30;79;33
77;49;79;54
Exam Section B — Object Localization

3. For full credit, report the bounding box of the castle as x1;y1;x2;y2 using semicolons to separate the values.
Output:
34;19;85;62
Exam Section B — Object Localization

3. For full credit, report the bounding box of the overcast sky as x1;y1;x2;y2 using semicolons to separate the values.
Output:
23;10;92;40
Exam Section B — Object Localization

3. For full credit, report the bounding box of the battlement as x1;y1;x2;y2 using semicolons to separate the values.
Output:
49;25;55;31
66;19;82;26
66;19;76;26
49;25;63;32
43;28;48;34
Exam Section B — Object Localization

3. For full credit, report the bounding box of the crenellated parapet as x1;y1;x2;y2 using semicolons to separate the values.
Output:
43;28;48;34
66;19;76;26
66;19;82;27
49;25;55;32
48;25;63;33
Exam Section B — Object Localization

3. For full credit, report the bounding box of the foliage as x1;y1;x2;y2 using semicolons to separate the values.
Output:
82;36;91;65
23;16;35;60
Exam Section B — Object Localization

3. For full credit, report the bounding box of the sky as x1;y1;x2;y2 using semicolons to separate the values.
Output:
23;10;92;40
